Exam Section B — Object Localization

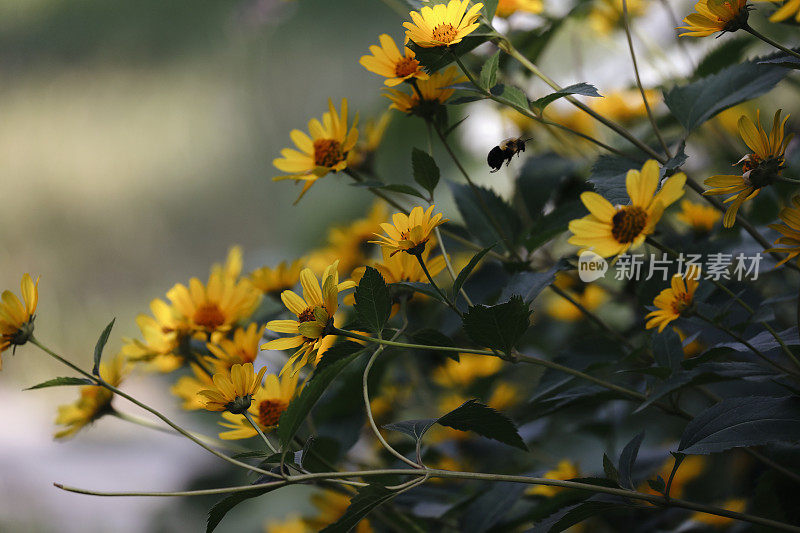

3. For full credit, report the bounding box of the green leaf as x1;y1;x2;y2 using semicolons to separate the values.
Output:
481;0;499;23
390;281;445;302
382;419;437;441
500;263;565;303
490;83;529;109
678;396;800;454
92;318;116;376
602;453;620;485
411;147;440;195
381;184;427;200
588;155;640;206
652;328;683;371
517;154;578;218
449;181;522;250
207;483;280;533
437;399;528;450
618;431;645;489
320;484;397;533
301;436;341;473
26;377;94;390
693;36;751;79
452;245;495;300
758;50;800;70
276;341;364;449
548;501;640;533
525;201;586;252
664;53;789;131
530;83;602;112
479;51;501;90
647;476;666;495
462;296;530;355
460;482;526;533
353;267;391;335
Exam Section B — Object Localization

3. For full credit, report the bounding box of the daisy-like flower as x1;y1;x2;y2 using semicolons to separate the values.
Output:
676;199;723;233
545;273;608;322
263;261;356;375
767;195;800;266
0;273;39;369
770;0;800;22
217;372;300;440
54;355;128;439
404;0;484;48
206;323;265;374
641;456;706;498
679;0;752;37
121;298;184;372
167;271;261;341
525;460;580;497
568;160;686;258
496;0;543;18
384;66;465;116
273;98;359;204
371;205;449;257
359;34;429;86
170;362;214;410
199;362;267;414
704;109;793;228
250;259;305;298
645;266;701;333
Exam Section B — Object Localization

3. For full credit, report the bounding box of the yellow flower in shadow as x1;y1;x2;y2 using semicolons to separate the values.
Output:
384;66;466;115
250;258;305;298
199;362;267;413
767;195;800;266
525;460;580;497
218;372;300;439
545;273;608;322
675;199;722;234
170;362;214;410
645;266;700;333
0;273;39;368
305;490;374;533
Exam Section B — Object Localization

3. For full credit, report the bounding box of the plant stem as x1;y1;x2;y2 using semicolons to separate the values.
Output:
243;411;278;454
30;337;283;480
414;253;462;316
109;410;243;452
743;25;800;61
621;0;671;158
433;226;474;307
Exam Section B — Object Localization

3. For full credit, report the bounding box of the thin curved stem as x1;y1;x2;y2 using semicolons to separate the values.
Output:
243;411;278;454
109;410;243;452
433;226;474;307
414;253;462;317
744;25;800;61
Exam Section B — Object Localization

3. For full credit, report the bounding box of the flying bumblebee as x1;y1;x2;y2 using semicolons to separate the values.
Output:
487;137;532;173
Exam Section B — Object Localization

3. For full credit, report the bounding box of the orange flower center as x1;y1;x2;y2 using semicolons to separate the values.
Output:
432;23;458;44
194;303;225;330
741;154;762;174
258;399;289;427
671;293;693;315
313;139;344;168
298;307;317;323
611;206;648;243
395;57;420;78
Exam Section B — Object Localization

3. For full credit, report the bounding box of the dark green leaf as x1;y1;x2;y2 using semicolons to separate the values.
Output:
207;483;280;533
460;482;526;533
382;419;437;441
693;36;751;78
462;296;530;354
517;154;578;218
525;201;586;251
409;328;455;349
664;53;789;131
92;318;116;376
354;267;391;335
453;245;495;300
26;377;94;390
437;399;528;450
548;501;639;533
320;484;397;533
481;0;499;23
443;115;470;137
679;396;800;454
381;184;427;200
449;181;522;250
758;48;800;70
618;432;645;489
652;328;683;371
588;155;640;206
602;454;620;485
500;263;564;303
479;51;501;90
301;436;341;473
411;147;440;194
390;281;445;302
646;476;666;495
230;450;277;460
530;83;602;112
490;83;529;109
661;141;687;177
276;341;364;449
719;326;799;352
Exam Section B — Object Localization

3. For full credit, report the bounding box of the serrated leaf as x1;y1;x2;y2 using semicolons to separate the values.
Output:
618;432;645;490
437;399;528;450
462;296;530;355
92;318;116;376
500;263;563;303
718;326;800;352
479;51;500;90
449;181;522;250
382;419;437;441
320;484;396;533
490;83;529;109
588;155;641;206
453;245;495;300
530;83;602;112
207;483;280;533
26;377;94;390
758;48;800;70
664;52;789;131
276;341;364;449
354;267;391;335
411;148;440;194
678;396;800;454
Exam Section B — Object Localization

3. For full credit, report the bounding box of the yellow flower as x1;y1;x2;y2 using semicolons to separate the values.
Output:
359;34;429;86
488;381;520;411
692;498;747;527
770;0;800;21
675;327;705;357
206;323;265;374
704;109;793;228
170;362;214;410
496;0;543;17
767;195;800;266
0;273;39;368
568;160;686;258
167;271;261;340
347;112;392;170
273;98;359;204
679;0;751;37
371;205;449;257
250;258;305;297
265;514;307;533
121;298;184;372
545;273;608;322
198;362;267;413
263;261;356;375
640;455;706;498
589;0;647;35
306;490;374;533
403;0;484;48
54;355;128;439
675;199;722;233
218;372;300;439
645;266;700;333
590;89;660;124
384;65;465;115
526;460;580;497
211;245;243;282
432;353;503;387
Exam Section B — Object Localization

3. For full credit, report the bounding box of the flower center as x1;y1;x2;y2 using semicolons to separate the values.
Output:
258;399;289;427
298;307;317;323
395;57;420;78
611;206;648;243
313;139;344;168
671;293;693;315
193;303;225;330
432;23;458;44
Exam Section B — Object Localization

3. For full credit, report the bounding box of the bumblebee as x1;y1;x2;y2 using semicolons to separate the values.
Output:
487;137;531;172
